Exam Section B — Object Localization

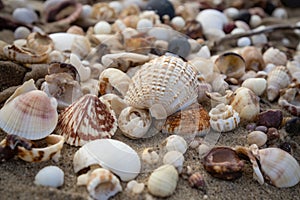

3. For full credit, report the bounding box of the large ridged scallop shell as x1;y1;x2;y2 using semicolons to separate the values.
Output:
55;94;117;146
124;55;199;119
0;90;58;140
267;66;290;101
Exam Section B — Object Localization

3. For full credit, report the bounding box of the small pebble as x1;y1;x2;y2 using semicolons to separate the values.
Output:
14;26;31;39
145;0;175;21
237;37;251;47
233;10;251;24
137;18;153;33
272;8;288;19
257;109;283;128
168;37;191;58
12;7;38;24
285;117;300;136
94;21;111;34
171;16;185;30
246;123;257;132
266;127;280;144
255;125;268;133
279;142;292;154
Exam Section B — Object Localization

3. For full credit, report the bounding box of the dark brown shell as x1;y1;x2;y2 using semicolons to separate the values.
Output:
203;147;244;180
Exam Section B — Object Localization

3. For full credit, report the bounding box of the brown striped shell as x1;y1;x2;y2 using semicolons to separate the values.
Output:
124;55;199;119
55;94;117;146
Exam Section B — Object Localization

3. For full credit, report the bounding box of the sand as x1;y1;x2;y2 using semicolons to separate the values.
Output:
0;0;300;200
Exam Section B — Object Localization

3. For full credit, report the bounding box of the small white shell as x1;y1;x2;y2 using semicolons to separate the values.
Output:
196;9;228;33
209;103;240;132
126;180;145;194
263;47;287;66
163;151;184;173
147;164;179;198
247;131;267;147
69;53;91;82
141;148;160;165
162;135;188;154
34;166;64;188
171;16;185;30
241;78;267;96
267;66;290;101
94;21;112;34
0;90;58;140
73;139;141;181
118;106;152;139
136;18;153;32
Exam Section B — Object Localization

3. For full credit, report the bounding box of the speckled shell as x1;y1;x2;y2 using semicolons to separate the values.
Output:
0;90;58;140
267;66;291;101
278;87;300;116
55;94;117;146
147;164;179;198
209;103;240;132
263;47;287;66
124;55;199;119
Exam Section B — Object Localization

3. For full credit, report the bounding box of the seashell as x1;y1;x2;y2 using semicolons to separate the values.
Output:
80;79;99;96
34;166;64;188
209;103;240;132
197;81;212;102
77;168;122;200
147;164;178;198
189;57;214;80
0;90;58;140
278;87;300;116
69;53;91;82
3;44;49;64
18;134;64;162
250;14;262;27
126;180;144;194
48;61;80;81
247;131;267;147
241;78;266;96
124;55;199;119
71;36;91;60
240;46;265;71
237;37;251;47
183;20;203;39
267;66;290;101
118;106;152;139
48;50;65;62
285;117;300;136
162;103;210;142
125;36;156;55
73;139;141;181
211;73;229;95
163;150;184;173
203;147;244;180
67;25;85;35
101;52;150;71
49;33;88;53
171;16;185;30
137;18;153;33
41;73;83;110
26;32;54;54
230;87;260;121
196;9;228;33
91;3;117;22
141;147;159;165
214;52;245;79
239;144;300;188
188;172;206;190
94;21;112;34
44;0;82;24
256;109;283;128
272;8;288;19
263;47;287;66
99;68;132;97
14;26;31;39
162;135;188;154
12;7;38;24
56;94;117;146
99;94;128;117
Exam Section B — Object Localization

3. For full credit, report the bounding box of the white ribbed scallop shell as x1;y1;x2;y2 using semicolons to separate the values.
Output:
124;55;199;119
0;90;58;140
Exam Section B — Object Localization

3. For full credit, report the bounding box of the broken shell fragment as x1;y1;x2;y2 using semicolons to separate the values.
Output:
147;164;179;198
73;139;141;181
26;32;54;54
34;166;64;188
55;94;117;146
18;134;64;162
203;147;244;180
142;148;159;165
0;90;58;140
126;180;144;194
209;103;240;132
118;106;152;139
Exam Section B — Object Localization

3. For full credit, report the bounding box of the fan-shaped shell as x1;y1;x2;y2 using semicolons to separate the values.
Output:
0;90;58;140
124;55;199;119
55;94;117;146
73;139;141;181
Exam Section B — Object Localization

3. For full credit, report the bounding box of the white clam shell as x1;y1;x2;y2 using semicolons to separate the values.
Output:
147;164;178;198
209;103;240;132
163;150;184;173
241;78;267;96
118;106;152;139
247;131;267;147
196;9;228;33
49;33;88;52
34;166;64;188
124;55;199;119
163;135;188;154
0;90;58;140
73;139;141;181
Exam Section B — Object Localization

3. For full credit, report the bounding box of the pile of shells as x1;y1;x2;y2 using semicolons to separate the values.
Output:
0;0;300;199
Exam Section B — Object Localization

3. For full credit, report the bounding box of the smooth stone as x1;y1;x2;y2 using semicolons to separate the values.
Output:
168;37;191;59
12;8;38;24
145;0;175;21
256;109;283;128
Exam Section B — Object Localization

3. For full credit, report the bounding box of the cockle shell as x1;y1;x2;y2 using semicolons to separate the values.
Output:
124;55;199;119
162;103;210;141
77;168;122;200
0;90;58;140
18;134;64;162
241;78;267;96
209;103;240;132
55;94;117;146
99;68;132;97
34;166;64;188
147;164;179;198
267;66;290;101
278;87;300;116
162;135;188;154
118;106;152;139
263;47;287;66
73;139;141;181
